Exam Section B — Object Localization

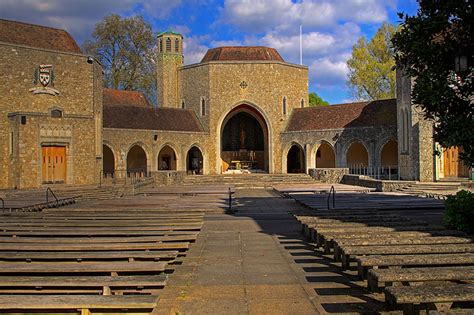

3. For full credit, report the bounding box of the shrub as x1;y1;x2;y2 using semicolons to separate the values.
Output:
444;190;474;234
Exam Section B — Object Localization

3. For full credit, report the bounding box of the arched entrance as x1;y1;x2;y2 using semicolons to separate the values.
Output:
127;145;147;178
158;145;177;170
316;142;335;168
380;140;398;179
346;141;368;168
103;144;115;178
220;105;268;173
187;146;203;175
287;144;305;173
381;140;398;167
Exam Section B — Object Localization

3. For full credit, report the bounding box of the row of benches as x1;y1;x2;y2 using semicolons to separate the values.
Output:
0;195;206;314
296;209;474;314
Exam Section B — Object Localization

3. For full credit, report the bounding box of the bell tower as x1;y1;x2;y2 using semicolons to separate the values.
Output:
156;31;183;108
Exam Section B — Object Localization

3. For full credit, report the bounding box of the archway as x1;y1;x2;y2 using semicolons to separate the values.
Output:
316;142;335;168
346;141;368;168
186;146;203;175
287;144;305;173
220;105;268;173
158;145;177;170
103;144;115;178
127;145;147;177
381;140;398;167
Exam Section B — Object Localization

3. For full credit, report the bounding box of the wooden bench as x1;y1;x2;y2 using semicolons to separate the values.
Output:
0;234;198;243
0;294;158;312
333;236;472;262
0;250;179;261
0;242;190;251
0;261;167;274
356;253;474;278
367;266;474;292
385;283;474;314
340;243;474;270
0;275;167;294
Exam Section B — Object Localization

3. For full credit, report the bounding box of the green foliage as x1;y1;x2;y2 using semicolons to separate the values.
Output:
309;92;329;107
83;14;156;104
347;23;396;100
392;1;474;165
444;190;474;233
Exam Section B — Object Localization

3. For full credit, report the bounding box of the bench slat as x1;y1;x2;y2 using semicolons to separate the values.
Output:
0;294;158;309
0;275;167;287
0;261;167;273
0;250;178;260
385;283;474;304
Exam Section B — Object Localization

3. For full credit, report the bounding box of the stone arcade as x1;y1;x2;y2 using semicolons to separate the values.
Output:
0;19;469;189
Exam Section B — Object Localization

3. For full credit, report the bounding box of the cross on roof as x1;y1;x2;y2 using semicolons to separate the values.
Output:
240;81;248;89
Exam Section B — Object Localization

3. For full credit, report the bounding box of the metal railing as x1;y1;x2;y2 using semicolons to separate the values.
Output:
327;185;335;210
349;164;399;180
46;187;59;207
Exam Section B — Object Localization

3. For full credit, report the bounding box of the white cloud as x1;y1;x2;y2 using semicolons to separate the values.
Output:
309;58;349;88
183;35;210;65
0;0;181;43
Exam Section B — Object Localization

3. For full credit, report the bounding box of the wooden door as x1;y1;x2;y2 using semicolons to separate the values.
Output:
443;147;470;178
42;146;66;183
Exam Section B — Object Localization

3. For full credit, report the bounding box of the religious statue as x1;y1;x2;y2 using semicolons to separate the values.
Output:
239;123;246;149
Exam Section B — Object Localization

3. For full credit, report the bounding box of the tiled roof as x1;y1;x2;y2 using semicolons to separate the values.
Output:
285;99;397;132
103;89;202;132
201;46;284;63
103;88;151;108
0;19;81;53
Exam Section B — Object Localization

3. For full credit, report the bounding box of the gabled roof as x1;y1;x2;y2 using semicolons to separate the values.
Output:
201;46;284;63
103;89;203;132
103;88;151;108
0;19;81;53
285;99;397;132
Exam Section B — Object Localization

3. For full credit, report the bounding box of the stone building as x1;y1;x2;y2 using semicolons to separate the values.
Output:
0;19;469;189
0;19;102;189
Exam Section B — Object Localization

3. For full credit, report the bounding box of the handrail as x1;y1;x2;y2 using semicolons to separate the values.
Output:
327;185;335;210
0;197;4;209
46;187;59;207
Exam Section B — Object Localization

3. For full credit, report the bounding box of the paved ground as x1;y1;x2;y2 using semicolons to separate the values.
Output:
155;189;388;315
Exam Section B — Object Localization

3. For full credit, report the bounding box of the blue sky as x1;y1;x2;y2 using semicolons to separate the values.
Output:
0;0;419;104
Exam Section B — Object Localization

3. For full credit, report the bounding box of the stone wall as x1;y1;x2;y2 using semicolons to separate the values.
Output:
341;174;415;192
102;128;210;175
150;171;187;186
396;68;435;182
180;61;308;174
281;125;397;172
308;168;349;183
0;43;102;189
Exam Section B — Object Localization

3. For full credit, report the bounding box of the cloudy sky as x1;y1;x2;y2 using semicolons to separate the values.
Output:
0;0;419;104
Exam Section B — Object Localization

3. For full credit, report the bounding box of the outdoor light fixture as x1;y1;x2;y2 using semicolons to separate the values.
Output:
87;56;94;64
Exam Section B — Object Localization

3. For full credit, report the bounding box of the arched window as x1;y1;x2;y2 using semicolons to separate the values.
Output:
301;99;305;108
166;38;171;52
181;100;185;109
51;109;63;118
201;98;206;116
159;39;163;53
175;38;180;53
282;97;287;115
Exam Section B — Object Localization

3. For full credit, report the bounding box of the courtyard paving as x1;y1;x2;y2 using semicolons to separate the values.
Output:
155;189;389;314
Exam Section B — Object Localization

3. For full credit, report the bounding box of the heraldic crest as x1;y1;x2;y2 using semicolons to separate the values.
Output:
29;64;60;95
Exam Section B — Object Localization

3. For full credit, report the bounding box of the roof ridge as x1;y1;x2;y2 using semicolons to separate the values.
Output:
0;18;70;33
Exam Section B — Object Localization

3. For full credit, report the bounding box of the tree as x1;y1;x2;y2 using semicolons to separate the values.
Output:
392;0;473;165
309;92;329;106
83;14;156;103
347;23;397;100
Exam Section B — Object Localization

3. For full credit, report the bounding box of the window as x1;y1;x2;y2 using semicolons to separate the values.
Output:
166;38;171;52
301;99;305;108
51;109;63;118
181;100;185;109
159;39;163;53
201;98;206;116
9;132;13;155
282;97;287;115
20;116;26;125
175;38;180;53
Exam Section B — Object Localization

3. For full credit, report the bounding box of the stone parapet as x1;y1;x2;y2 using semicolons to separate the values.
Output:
309;168;349;183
